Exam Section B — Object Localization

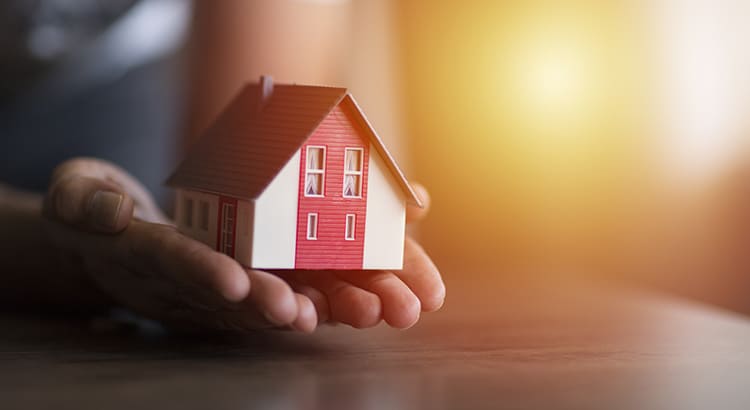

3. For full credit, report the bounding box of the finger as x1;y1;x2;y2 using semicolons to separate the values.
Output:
337;270;421;329
290;293;318;333
161;289;308;333
45;220;251;305
53;220;252;303
288;282;330;324
78;252;260;331
406;182;431;224
244;269;299;327
44;174;135;232
127;222;251;303
397;237;446;312
289;271;382;329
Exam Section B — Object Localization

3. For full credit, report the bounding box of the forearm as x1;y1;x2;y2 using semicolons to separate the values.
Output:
0;184;111;312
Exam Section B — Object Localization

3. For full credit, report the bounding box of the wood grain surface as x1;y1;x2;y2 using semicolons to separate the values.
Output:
3;273;750;410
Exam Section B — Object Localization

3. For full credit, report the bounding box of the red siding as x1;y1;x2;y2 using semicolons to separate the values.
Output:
295;103;369;269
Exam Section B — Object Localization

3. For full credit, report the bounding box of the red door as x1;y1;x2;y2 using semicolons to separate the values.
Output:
217;196;237;258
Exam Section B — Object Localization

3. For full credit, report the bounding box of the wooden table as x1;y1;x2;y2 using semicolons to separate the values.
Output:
3;272;750;409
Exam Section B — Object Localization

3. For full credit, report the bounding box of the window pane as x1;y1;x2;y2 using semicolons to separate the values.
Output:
307;147;324;170
345;149;362;172
305;173;322;195
345;214;355;240
307;214;318;239
343;174;360;197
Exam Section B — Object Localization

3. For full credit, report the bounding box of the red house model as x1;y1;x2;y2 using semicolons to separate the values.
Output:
167;76;422;270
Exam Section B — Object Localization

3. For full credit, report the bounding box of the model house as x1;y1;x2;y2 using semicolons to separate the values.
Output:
167;76;421;270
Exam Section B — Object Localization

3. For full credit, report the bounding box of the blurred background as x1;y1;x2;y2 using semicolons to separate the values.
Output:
1;0;749;312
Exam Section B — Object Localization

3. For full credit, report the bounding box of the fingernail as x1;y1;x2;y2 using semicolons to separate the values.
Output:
89;190;124;230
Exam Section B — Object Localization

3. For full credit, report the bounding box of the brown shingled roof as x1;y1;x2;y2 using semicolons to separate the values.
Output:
166;80;422;207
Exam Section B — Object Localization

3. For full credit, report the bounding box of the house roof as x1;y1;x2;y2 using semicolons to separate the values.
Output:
167;80;422;207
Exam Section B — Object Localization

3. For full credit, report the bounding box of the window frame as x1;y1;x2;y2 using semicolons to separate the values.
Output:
342;147;364;198
304;145;326;197
221;202;235;254
307;213;319;240
345;214;356;240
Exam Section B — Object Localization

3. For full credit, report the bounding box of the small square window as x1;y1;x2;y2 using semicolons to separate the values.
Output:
307;213;318;240
199;201;209;231
343;174;361;197
305;173;323;196
307;147;324;170
345;214;355;240
345;148;362;171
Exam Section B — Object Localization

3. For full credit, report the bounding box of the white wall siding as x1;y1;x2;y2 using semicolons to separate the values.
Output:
252;150;301;268
175;189;219;250
363;145;406;269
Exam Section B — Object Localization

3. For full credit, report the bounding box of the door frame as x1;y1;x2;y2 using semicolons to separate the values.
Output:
216;196;238;258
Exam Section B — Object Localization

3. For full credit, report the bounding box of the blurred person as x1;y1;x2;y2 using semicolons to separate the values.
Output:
0;0;445;333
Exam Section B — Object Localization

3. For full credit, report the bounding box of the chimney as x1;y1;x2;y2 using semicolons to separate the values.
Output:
259;75;273;108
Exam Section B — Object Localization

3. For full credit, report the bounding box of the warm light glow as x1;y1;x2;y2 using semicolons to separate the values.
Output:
514;36;591;127
400;1;648;271
487;9;621;146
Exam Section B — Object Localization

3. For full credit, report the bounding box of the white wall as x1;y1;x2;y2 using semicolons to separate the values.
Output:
175;189;219;250
363;144;406;269
252;150;301;269
235;199;254;267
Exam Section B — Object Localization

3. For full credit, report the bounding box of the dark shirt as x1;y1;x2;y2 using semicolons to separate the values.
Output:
0;0;186;207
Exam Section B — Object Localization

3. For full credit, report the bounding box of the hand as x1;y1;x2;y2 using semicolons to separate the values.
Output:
43;158;444;332
42;158;308;332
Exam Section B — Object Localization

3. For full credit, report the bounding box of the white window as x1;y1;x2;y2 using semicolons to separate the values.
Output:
183;198;194;228
343;147;363;198
305;146;326;197
307;213;318;240
345;214;355;240
199;201;209;231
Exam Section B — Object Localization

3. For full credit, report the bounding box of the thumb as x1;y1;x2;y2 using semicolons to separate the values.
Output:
44;174;134;233
405;182;431;224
